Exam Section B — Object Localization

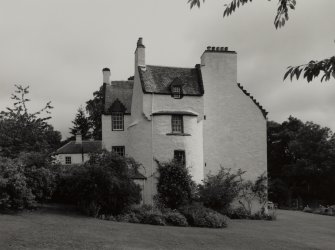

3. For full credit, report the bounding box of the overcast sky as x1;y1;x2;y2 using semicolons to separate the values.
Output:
1;0;334;139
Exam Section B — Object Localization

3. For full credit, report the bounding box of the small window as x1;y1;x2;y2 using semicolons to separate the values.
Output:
171;115;183;133
112;146;125;156
112;112;124;131
65;156;71;165
174;150;186;165
172;86;182;99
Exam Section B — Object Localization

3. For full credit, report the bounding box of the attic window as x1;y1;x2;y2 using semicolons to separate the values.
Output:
172;86;182;99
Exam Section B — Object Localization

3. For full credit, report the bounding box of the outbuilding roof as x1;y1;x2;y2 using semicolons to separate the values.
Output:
56;141;102;154
103;81;134;114
138;65;204;96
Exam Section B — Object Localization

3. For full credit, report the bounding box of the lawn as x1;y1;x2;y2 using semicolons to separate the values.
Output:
0;206;334;250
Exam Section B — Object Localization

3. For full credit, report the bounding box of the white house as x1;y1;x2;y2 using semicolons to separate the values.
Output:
102;38;268;210
55;134;102;165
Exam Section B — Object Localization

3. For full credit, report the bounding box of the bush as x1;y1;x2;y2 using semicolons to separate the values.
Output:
199;167;244;214
0;157;36;210
226;206;250;219
179;204;229;228
53;151;142;216
156;160;195;209
164;210;188;227
116;212;140;223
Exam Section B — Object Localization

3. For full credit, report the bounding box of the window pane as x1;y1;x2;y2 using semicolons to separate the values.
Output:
172;115;183;133
112;112;124;130
172;86;181;98
65;156;71;165
174;150;185;165
112;146;125;156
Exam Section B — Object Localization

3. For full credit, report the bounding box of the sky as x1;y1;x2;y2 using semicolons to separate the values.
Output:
1;0;335;139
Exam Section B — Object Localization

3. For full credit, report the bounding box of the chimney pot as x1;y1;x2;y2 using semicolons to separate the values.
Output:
137;37;145;48
211;46;215;51
102;68;111;84
75;134;82;144
225;47;228;51
207;46;211;50
216;47;220;51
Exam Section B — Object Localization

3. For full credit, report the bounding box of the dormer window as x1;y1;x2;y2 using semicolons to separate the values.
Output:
172;86;182;99
170;77;183;99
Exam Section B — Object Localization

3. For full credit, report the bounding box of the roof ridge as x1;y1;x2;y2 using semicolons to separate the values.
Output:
146;64;196;70
237;83;268;119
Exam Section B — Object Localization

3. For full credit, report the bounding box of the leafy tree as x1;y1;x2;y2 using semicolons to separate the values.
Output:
267;116;335;207
69;106;91;140
188;0;335;83
86;86;104;140
0;85;61;158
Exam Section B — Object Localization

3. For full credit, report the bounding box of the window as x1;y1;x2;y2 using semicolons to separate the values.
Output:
174;150;186;165
112;146;125;156
171;115;183;133
65;156;71;165
112;112;124;131
172;86;181;99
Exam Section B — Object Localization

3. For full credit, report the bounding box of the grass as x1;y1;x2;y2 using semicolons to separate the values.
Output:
1;206;334;250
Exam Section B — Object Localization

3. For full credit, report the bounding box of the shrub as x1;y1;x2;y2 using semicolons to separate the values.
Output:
53;151;142;216
164;210;188;227
141;210;166;226
0;157;36;210
199;167;244;214
156;160;195;209
179;204;229;228
226;206;251;219
116;212;140;223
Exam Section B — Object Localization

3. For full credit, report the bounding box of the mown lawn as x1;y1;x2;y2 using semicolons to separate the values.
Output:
0;206;334;250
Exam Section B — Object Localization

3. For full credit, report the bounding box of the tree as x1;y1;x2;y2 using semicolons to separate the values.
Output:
0;85;61;158
188;0;335;83
86;86;104;140
69;106;91;140
267;116;335;207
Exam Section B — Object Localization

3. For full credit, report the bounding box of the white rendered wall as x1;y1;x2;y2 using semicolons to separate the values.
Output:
102;114;131;153
55;153;90;165
201;51;267;182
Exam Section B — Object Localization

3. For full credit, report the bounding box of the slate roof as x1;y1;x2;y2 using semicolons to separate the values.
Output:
56;141;102;154
138;65;204;96
103;81;134;114
237;83;268;119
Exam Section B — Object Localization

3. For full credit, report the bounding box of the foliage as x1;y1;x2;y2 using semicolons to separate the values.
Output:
69;106;91;139
179;204;229;228
199;167;244;214
188;1;335;83
238;173;268;214
0;85;61;158
156;160;195;209
284;57;335;83
0;157;36;210
267;117;335;207
226;206;250;219
86;86;104;140
53;151;142;216
164;210;188;226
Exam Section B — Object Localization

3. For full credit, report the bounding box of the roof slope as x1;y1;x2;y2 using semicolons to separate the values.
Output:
56;141;102;154
138;65;204;96
237;83;268;119
104;81;134;114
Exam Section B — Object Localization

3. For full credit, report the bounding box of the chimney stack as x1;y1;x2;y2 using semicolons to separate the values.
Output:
135;37;145;67
102;68;111;84
75;134;82;144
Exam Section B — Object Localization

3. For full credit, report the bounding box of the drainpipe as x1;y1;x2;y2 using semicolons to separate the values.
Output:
151;92;154;205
